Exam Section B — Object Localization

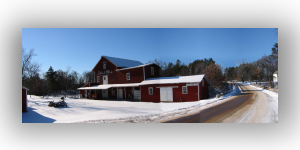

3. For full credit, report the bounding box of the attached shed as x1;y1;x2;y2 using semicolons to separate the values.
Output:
22;87;29;112
140;75;210;102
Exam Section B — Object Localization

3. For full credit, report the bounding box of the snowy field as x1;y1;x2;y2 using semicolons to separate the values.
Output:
22;83;278;123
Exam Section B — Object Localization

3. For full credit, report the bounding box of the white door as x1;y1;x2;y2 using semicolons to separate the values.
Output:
103;75;108;85
160;87;173;102
102;89;108;98
134;90;141;100
118;89;123;99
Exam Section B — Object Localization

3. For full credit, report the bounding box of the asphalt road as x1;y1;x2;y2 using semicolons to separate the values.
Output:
160;84;277;123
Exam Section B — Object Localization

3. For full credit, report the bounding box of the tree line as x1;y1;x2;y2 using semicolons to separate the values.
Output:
147;57;226;89
23;43;277;96
224;43;278;83
22;47;94;96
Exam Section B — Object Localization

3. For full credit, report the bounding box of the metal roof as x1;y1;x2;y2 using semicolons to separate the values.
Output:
116;63;159;71
103;56;143;68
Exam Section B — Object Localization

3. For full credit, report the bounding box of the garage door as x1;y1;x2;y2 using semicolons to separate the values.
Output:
160;87;173;102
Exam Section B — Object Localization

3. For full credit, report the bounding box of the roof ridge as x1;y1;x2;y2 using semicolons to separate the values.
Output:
103;55;143;63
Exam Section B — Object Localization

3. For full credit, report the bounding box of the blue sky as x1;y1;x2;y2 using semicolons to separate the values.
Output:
22;28;278;75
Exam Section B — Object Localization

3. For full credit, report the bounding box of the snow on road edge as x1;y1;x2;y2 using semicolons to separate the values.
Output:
75;86;239;123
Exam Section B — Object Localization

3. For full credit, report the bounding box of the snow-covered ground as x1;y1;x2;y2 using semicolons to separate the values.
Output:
22;91;237;123
22;83;278;123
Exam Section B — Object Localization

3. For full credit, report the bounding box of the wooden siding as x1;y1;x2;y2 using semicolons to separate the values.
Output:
22;88;27;112
199;78;209;100
140;83;199;102
117;67;144;84
92;57;119;84
144;64;160;79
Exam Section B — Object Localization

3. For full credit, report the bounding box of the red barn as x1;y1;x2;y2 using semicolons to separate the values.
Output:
140;75;210;102
22;87;29;112
78;56;210;102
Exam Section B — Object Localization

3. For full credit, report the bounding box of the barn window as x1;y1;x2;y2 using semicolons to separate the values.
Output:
202;80;204;87
112;89;115;95
97;76;100;83
103;64;106;69
151;67;154;75
127;73;130;80
182;86;188;94
149;87;153;95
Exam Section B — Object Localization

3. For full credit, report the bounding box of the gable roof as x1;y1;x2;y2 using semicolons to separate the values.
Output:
92;56;144;71
116;63;160;71
103;56;143;68
140;74;210;85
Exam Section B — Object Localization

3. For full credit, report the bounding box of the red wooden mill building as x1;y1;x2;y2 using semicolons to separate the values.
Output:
78;56;210;102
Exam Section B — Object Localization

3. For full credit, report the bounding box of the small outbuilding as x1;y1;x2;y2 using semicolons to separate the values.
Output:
140;75;210;102
22;86;29;112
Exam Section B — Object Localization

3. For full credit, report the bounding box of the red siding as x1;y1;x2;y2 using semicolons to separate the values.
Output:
141;83;199;102
93;57;119;84
22;88;27;112
199;78;209;100
144;64;160;79
108;88;117;99
117;67;144;84
141;85;160;102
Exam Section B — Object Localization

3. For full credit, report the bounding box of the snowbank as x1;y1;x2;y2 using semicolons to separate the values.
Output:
23;83;253;123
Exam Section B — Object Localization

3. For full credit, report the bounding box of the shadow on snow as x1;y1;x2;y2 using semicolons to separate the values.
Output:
22;107;56;123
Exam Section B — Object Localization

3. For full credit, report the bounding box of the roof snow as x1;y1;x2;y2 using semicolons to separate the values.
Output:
103;56;144;68
140;75;210;85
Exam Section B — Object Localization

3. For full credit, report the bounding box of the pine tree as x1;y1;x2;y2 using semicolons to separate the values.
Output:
45;66;58;94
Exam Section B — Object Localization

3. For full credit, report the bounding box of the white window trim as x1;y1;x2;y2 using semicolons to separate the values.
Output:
182;86;188;94
126;73;130;80
103;64;106;69
151;67;154;75
149;87;153;95
97;76;100;83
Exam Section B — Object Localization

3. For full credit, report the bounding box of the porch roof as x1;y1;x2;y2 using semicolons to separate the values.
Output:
77;83;141;90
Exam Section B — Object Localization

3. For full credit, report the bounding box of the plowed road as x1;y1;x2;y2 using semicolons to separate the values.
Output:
160;84;278;123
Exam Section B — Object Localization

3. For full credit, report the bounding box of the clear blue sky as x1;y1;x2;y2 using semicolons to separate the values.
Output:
22;28;278;75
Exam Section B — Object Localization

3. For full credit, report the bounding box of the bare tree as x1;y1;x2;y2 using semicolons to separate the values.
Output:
22;48;40;82
82;71;94;83
203;64;225;88
194;62;206;75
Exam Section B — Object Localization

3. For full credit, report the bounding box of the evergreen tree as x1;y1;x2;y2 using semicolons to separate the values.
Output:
45;66;58;94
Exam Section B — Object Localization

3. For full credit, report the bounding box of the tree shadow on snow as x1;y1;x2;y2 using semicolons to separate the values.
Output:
22;107;56;123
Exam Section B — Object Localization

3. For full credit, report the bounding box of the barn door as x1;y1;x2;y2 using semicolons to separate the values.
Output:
118;89;123;99
134;90;141;100
102;89;108;98
160;87;173;102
